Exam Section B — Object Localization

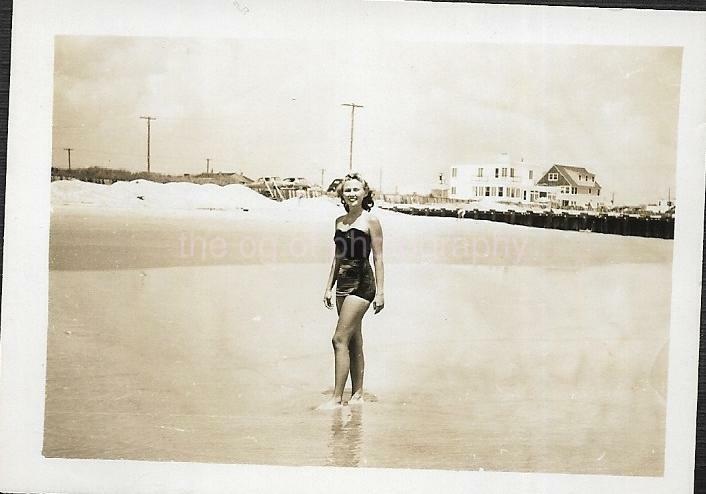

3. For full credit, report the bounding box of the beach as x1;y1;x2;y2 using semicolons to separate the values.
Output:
44;181;672;475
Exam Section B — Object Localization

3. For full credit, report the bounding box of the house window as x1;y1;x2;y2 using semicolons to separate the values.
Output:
548;172;558;181
502;168;507;177
498;187;504;197
571;187;577;194
523;191;527;200
510;168;515;178
495;168;499;178
451;167;457;178
477;168;483;178
485;186;491;196
451;186;456;195
579;174;582;181
589;188;592;194
529;170;533;180
597;189;600;196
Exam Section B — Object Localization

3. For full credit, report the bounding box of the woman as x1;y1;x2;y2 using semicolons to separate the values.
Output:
320;172;385;409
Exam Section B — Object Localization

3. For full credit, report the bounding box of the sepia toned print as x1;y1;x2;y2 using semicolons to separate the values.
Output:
44;35;679;476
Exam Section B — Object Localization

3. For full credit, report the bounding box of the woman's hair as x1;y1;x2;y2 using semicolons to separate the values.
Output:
336;172;375;212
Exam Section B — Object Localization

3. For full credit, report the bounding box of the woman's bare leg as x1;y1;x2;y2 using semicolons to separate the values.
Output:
330;295;370;403
338;294;365;395
348;320;364;401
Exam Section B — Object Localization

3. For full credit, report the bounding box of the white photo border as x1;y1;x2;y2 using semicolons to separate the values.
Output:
1;1;705;493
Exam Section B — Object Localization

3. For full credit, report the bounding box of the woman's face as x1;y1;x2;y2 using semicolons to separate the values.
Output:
342;179;366;208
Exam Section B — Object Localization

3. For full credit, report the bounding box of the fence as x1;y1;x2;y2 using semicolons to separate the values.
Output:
383;206;674;239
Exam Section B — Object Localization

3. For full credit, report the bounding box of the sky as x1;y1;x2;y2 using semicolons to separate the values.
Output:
52;36;682;204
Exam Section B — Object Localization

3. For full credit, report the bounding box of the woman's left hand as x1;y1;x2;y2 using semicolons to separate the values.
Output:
373;293;385;314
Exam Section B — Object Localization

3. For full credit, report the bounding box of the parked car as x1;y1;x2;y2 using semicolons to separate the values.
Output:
256;176;284;187
281;177;310;189
327;179;343;193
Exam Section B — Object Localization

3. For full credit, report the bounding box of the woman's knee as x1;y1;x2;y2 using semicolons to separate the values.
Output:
332;332;350;350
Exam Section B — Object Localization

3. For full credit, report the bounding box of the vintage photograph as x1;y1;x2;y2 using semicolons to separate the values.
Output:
43;34;680;476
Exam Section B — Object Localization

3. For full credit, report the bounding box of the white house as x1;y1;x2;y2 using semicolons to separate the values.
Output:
448;153;542;203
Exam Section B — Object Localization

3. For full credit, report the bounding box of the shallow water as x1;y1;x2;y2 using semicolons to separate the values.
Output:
44;248;669;475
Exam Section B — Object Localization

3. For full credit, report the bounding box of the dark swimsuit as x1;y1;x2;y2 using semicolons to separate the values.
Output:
334;227;376;303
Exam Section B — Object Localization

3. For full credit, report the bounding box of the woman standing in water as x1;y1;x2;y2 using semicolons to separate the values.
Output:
320;172;384;409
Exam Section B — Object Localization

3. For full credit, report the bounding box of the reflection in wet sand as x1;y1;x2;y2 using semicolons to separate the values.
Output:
327;406;363;467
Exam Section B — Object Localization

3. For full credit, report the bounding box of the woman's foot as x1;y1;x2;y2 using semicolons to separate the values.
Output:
349;391;364;404
316;397;346;410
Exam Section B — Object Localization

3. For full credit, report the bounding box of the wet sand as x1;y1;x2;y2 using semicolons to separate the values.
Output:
44;205;671;475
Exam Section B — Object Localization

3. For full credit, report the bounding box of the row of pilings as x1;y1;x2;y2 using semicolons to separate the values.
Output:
384;206;674;239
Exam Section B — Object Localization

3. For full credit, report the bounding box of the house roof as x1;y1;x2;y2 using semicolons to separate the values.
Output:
553;164;601;189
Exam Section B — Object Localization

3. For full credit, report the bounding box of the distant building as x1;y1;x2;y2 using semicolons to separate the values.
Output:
448;153;542;203
430;188;449;200
645;198;675;215
535;164;602;208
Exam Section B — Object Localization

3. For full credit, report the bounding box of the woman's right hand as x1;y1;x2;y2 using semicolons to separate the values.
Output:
323;289;334;310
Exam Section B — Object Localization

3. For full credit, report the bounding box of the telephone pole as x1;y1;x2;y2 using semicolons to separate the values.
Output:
139;116;157;173
320;168;326;188
341;103;363;171
206;158;212;174
63;147;73;170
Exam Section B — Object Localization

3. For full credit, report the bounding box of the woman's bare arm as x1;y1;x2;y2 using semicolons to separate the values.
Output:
323;218;343;309
325;254;341;291
369;215;385;313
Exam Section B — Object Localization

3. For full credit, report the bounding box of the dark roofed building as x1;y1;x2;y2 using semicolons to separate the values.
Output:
536;164;602;208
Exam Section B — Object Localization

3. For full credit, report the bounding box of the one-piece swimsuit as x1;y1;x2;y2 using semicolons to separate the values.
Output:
334;227;376;302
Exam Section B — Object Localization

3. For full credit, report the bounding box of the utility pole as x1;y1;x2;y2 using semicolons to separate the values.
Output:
320;168;325;188
139;116;157;173
341;103;363;171
63;147;73;170
379;168;383;194
206;158;211;174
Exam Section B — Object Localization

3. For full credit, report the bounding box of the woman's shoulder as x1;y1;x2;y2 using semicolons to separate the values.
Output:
364;210;380;224
364;211;382;232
